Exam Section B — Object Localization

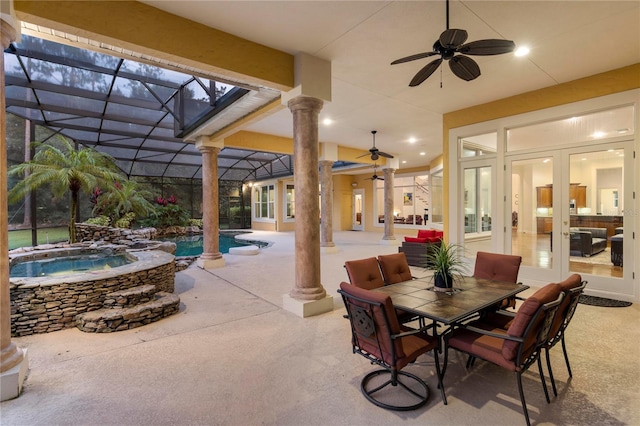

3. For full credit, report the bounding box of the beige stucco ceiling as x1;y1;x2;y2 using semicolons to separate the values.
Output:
13;1;640;171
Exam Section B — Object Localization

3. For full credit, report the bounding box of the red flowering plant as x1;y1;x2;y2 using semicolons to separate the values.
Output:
144;194;189;228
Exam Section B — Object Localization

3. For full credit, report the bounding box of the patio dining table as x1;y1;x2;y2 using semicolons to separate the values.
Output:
371;276;529;326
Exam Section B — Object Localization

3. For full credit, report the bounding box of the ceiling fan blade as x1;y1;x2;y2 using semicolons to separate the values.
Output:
409;58;443;87
449;55;481;81
356;153;369;159
439;28;468;49
378;151;394;159
391;51;438;65
458;39;516;56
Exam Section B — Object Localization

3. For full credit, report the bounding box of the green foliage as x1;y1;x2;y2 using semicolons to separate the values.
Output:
85;215;111;226
114;212;136;229
7;138;124;243
427;242;466;285
141;204;190;228
188;218;203;228
93;180;155;224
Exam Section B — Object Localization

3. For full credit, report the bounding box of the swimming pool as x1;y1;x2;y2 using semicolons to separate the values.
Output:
159;234;266;257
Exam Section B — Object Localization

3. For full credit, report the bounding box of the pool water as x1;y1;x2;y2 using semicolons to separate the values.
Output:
10;253;132;278
160;234;265;257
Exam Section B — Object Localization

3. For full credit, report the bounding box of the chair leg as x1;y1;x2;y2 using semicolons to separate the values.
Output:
545;347;558;397
561;336;573;378
537;354;551;403
433;348;448;405
516;372;532;426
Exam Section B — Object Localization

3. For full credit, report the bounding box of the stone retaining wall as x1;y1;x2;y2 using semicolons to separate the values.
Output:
9;250;175;336
75;223;158;244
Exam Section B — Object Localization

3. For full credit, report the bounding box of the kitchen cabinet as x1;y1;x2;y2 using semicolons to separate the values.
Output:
537;217;553;234
536;186;552;208
537;184;586;209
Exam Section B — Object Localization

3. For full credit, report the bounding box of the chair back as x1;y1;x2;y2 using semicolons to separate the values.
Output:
549;274;587;345
503;283;564;364
473;251;522;283
344;257;385;290
378;252;412;285
338;282;404;367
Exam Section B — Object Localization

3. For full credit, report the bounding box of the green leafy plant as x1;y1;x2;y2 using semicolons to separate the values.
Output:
188;218;203;228
8;138;124;243
427;241;466;288
85;215;111;227
114;212;136;229
92;180;155;225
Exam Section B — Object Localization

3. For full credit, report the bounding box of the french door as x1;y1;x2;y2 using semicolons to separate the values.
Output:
509;141;633;297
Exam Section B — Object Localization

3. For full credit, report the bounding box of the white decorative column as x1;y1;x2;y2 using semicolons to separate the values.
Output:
319;159;338;254
1;6;29;402
196;138;225;269
380;166;399;245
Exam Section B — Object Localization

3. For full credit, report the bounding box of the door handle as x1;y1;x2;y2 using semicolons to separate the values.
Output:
562;232;569;236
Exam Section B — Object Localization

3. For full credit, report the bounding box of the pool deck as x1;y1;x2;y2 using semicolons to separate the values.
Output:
2;230;639;425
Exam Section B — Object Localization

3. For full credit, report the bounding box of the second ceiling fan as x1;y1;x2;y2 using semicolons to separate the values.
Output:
357;130;393;161
391;0;516;86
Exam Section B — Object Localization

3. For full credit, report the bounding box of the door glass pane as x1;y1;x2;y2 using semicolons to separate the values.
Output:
569;150;624;278
354;193;362;226
464;167;491;233
511;157;553;269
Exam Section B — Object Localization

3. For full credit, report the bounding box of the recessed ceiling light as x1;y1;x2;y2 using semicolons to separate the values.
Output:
419;152;426;156
322;118;332;126
617;128;629;134
514;46;530;57
581;157;587;161
409;137;416;143
592;131;606;138
402;160;407;164
543;158;550;163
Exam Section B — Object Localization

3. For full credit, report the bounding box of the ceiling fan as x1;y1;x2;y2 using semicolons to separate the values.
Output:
391;0;516;86
357;130;394;161
366;164;384;181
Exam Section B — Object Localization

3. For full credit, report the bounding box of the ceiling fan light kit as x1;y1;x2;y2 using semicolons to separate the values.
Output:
392;0;515;86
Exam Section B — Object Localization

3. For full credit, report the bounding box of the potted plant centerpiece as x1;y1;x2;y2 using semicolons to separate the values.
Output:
427;241;465;291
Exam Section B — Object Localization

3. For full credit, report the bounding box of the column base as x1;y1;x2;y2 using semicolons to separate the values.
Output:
320;245;340;254
0;349;29;402
379;238;400;246
283;294;334;318
197;257;226;269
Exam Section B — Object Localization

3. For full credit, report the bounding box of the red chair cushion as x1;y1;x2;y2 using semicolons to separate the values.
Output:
417;229;436;239
404;236;428;243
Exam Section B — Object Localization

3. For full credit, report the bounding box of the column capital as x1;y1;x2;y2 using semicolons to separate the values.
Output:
1;15;19;50
287;96;323;113
195;136;224;151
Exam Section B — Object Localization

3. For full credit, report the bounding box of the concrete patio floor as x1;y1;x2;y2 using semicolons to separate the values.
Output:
1;231;638;425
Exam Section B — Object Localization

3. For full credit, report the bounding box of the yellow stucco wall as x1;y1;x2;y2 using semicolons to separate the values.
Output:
442;64;640;236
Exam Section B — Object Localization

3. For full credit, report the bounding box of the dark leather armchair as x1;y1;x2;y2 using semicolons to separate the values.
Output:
338;282;447;410
569;227;607;257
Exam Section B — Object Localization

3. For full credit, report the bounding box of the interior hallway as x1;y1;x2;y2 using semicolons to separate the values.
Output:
1;231;638;425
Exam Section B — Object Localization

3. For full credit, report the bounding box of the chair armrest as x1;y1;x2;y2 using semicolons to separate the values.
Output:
392;324;435;339
452;323;523;343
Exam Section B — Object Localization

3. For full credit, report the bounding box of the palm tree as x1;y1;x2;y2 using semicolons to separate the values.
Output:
8;138;124;243
94;180;156;224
